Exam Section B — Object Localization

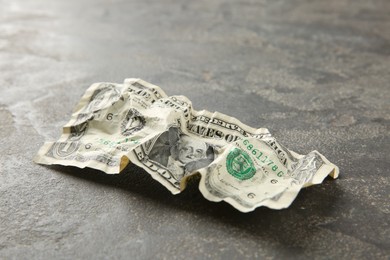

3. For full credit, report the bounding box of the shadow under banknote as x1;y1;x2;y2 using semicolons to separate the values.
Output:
47;163;343;250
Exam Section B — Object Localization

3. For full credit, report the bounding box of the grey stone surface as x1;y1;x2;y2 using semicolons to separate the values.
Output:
1;0;389;259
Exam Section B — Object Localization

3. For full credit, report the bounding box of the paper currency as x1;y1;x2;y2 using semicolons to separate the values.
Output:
34;78;339;212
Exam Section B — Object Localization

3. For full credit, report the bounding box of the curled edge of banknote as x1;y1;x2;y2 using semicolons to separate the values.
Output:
34;78;339;212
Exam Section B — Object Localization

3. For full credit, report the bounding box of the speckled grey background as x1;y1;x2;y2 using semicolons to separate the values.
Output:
1;0;389;259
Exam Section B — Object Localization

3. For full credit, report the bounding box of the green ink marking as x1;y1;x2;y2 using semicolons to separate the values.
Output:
242;139;286;177
226;148;256;180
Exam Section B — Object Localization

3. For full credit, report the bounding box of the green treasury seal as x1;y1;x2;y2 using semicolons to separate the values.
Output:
226;148;256;180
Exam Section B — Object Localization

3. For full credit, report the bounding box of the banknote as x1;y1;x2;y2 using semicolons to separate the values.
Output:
34;78;339;212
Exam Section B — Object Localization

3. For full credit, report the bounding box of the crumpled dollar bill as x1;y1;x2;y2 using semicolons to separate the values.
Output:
34;78;339;212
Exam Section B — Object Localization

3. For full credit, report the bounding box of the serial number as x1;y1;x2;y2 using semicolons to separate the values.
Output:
242;139;286;177
95;137;139;151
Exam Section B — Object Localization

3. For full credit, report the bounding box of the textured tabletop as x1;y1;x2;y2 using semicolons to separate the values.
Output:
1;0;389;259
